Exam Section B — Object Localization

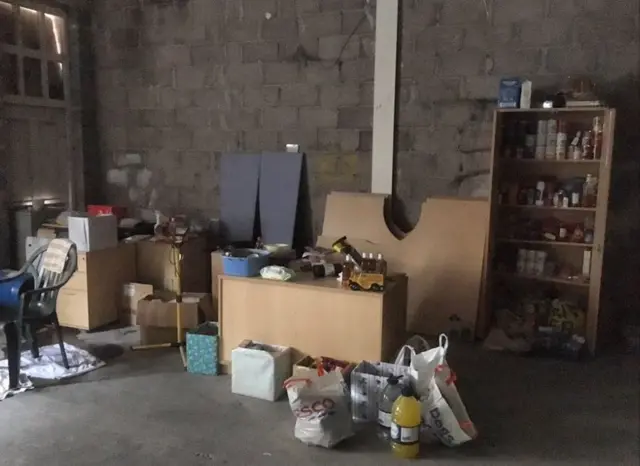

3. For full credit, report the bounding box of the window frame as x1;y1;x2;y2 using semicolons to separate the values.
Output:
0;0;69;108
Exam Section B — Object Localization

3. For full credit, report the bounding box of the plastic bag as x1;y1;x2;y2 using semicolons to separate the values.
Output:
260;265;295;281
410;335;477;447
393;335;431;366
284;371;354;448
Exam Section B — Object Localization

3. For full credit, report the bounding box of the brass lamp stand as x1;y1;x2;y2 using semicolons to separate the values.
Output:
132;225;189;368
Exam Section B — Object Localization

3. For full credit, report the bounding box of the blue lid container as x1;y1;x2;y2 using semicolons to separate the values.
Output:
222;249;270;277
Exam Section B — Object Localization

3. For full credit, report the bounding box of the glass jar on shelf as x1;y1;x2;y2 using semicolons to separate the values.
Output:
583;174;598;208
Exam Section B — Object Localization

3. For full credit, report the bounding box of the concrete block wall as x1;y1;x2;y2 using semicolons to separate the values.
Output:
93;0;639;229
395;0;640;223
93;0;376;227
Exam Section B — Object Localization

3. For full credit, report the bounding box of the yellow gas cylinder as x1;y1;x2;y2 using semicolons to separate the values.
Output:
390;385;421;459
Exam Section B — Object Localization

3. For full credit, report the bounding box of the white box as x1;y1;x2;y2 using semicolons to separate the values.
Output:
231;340;291;401
520;80;532;109
68;214;118;252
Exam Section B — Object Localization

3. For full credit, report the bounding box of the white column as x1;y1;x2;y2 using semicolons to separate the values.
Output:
370;0;399;195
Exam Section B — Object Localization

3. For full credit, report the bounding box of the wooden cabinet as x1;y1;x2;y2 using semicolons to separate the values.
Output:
482;108;615;354
218;274;408;366
57;243;136;330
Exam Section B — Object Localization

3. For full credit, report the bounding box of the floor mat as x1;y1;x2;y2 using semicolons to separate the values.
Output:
0;342;105;400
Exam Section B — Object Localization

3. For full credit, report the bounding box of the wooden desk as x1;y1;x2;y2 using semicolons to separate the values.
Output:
218;273;407;365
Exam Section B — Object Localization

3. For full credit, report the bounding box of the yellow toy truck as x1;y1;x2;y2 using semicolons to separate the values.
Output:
348;271;385;292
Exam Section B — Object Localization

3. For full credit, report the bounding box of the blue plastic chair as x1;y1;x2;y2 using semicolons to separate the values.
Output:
0;243;77;390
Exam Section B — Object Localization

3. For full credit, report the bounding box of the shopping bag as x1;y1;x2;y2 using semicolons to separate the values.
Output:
410;334;477;447
393;335;430;366
350;361;410;423
284;371;354;448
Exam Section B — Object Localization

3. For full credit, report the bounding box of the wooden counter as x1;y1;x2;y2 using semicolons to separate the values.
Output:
218;273;407;365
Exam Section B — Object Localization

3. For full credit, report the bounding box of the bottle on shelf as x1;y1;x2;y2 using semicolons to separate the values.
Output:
545;119;558;160
377;253;388;276
535;120;548;160
593;117;604;160
584;217;595;244
524;121;536;159
582;174;598;208
360;252;369;272
535;181;546;206
570;131;583;160
515;120;527;159
390;385;421;459
341;254;354;285
312;262;343;278
331;236;363;268
555;120;568;160
582;130;594;160
363;252;376;273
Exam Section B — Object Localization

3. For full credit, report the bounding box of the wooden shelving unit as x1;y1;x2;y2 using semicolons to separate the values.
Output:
498;272;591;288
481;107;616;354
497;238;593;248
502;204;597;212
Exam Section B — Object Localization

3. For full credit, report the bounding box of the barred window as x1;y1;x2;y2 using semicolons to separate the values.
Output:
0;1;68;106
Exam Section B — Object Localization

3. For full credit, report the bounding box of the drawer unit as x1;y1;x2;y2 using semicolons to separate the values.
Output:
57;243;136;330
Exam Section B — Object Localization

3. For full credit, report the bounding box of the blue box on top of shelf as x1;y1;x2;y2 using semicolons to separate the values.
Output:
187;322;219;376
222;249;270;277
498;78;522;108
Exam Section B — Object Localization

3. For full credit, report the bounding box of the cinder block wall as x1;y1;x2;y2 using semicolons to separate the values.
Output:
93;0;639;225
93;0;639;324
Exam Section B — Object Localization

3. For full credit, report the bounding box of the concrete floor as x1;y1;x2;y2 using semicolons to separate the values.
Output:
0;330;638;466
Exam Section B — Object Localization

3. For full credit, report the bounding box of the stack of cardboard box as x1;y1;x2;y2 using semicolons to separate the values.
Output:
124;235;214;345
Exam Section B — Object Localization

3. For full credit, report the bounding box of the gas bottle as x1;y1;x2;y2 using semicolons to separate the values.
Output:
390;385;421;459
377;375;403;440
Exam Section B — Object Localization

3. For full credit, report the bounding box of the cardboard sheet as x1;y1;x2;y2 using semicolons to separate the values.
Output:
259;152;303;246
220;153;261;242
318;192;489;338
403;198;488;337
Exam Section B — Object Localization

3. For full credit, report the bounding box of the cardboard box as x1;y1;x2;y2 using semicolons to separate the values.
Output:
498;77;522;108
121;283;154;326
68;214;118;252
137;292;215;329
136;236;209;293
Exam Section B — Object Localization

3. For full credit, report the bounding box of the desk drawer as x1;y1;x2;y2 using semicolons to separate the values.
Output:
63;270;88;291
57;289;89;330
